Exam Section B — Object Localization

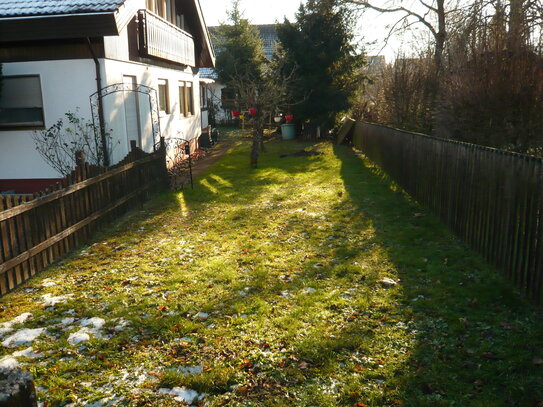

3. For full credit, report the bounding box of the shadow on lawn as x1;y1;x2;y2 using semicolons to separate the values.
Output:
332;144;543;406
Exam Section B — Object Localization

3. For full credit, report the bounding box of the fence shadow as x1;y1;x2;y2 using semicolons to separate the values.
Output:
333;143;543;406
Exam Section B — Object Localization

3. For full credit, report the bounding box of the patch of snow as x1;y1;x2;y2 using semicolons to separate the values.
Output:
2;328;46;348
177;365;203;375
114;319;130;332
0;355;19;369
0;312;33;335
80;317;106;329
303;287;317;294
13;347;43;359
194;312;209;320
61;317;75;326
41;279;58;288
281;291;291;298
41;293;73;307
159;387;203;404
64;309;77;316
67;330;91;345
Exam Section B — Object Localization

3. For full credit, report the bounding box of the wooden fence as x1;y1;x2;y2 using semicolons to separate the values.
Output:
350;121;543;303
0;140;168;296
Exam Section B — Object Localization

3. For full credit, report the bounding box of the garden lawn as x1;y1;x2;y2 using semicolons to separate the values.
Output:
1;132;542;407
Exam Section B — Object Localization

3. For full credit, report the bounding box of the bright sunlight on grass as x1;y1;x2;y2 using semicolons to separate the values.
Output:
1;131;542;406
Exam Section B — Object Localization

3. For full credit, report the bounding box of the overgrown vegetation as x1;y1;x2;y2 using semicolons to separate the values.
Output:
1;131;542;406
353;0;543;154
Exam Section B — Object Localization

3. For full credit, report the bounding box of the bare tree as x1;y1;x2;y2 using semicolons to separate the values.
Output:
33;110;115;176
342;0;451;71
230;59;299;168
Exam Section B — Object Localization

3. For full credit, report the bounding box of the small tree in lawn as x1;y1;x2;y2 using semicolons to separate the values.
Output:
216;1;295;168
277;0;365;136
231;54;298;168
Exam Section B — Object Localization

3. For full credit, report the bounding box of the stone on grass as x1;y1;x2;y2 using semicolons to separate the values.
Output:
0;368;38;407
379;278;398;287
194;312;209;320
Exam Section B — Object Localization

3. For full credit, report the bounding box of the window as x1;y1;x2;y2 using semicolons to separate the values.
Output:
178;81;186;116
186;82;194;116
158;79;169;114
178;81;194;117
0;75;44;128
200;84;207;108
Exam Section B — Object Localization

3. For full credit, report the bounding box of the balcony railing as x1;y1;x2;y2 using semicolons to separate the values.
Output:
138;9;195;67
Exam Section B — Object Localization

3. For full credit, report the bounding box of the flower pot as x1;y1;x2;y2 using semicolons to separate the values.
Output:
281;124;296;140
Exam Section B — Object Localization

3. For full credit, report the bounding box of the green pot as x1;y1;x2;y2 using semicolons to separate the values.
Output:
281;124;296;140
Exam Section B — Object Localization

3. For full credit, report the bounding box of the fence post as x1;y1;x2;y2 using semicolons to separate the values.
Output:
159;137;169;189
75;150;85;168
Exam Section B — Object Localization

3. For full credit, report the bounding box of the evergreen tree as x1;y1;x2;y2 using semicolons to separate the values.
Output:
277;0;364;132
215;1;266;85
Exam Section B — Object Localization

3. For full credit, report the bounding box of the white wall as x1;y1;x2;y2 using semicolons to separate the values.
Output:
0;58;203;179
0;60;98;179
101;59;203;163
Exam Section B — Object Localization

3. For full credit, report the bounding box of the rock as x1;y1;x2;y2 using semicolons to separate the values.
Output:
379;278;397;287
0;368;38;407
194;312;209;321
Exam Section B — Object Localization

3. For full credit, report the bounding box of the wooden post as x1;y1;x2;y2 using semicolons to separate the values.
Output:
75;151;85;168
0;369;38;407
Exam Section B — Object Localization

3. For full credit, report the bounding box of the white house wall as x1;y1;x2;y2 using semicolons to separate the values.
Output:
0;60;98;179
101;58;203;162
0;58;203;180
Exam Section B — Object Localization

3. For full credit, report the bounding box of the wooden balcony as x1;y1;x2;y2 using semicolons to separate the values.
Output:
138;9;195;67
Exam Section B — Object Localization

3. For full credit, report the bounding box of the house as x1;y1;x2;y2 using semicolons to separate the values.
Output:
201;24;278;125
0;0;215;193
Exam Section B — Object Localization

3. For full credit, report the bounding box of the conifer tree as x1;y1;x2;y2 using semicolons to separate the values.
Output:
277;0;364;133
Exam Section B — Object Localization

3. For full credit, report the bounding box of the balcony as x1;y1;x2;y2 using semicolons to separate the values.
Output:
138;9;195;67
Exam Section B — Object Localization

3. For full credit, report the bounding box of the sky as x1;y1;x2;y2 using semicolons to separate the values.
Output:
199;0;425;61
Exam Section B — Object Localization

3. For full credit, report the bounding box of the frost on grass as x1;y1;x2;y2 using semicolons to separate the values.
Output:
158;387;204;404
2;328;46;348
0;313;33;336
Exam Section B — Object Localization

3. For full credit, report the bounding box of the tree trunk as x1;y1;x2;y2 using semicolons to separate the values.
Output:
250;129;261;168
508;0;526;52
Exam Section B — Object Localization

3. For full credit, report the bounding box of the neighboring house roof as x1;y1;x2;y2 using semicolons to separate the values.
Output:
200;67;218;80
0;0;125;17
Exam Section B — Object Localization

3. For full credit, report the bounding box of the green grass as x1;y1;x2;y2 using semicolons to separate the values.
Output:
1;131;542;407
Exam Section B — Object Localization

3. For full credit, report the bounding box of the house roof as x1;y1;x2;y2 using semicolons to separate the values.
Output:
0;0;215;67
0;0;126;17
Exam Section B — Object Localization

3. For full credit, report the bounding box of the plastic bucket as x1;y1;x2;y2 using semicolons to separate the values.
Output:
281;124;296;140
